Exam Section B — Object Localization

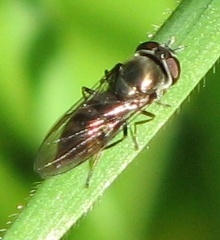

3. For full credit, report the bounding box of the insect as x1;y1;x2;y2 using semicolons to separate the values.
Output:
35;40;181;186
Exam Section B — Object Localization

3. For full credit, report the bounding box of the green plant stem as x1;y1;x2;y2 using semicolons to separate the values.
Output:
4;0;220;239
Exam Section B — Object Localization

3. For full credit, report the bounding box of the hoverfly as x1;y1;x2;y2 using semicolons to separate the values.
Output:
35;40;181;186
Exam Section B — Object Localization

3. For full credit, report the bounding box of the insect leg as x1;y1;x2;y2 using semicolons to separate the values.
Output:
154;100;171;108
105;63;123;76
86;152;101;187
101;63;123;84
104;123;128;150
131;110;155;150
86;123;128;187
82;86;97;100
82;63;124;100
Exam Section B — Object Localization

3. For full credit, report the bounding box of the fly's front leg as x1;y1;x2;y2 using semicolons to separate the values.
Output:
105;63;123;76
83;63;124;101
101;63;124;85
131;110;155;150
154;100;171;108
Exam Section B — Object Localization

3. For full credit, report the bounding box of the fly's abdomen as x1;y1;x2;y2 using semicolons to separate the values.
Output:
35;106;121;178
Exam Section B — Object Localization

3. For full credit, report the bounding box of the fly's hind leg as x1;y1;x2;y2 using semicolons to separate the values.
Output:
86;152;101;188
86;124;128;187
87;110;154;187
104;123;128;150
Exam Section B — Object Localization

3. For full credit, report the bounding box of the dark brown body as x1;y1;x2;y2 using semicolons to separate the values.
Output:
35;41;180;181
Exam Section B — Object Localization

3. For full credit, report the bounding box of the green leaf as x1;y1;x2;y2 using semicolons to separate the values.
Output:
3;0;220;239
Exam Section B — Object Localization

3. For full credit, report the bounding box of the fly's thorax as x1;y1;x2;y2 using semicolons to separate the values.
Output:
109;56;170;101
109;41;180;101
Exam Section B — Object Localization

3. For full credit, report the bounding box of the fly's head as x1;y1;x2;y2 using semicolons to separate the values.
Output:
135;40;181;98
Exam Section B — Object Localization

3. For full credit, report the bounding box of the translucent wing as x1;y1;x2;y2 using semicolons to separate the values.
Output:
35;65;122;178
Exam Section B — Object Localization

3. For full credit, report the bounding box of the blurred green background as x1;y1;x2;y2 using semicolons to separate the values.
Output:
1;0;220;239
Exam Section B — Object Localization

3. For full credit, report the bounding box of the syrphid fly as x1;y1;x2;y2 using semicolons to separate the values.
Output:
35;40;181;186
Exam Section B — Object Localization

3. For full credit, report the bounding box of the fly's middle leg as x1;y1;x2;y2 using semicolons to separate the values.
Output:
131;110;155;150
104;110;155;152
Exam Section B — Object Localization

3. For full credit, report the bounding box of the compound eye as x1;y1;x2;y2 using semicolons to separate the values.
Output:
135;41;159;52
166;56;181;84
135;41;181;85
